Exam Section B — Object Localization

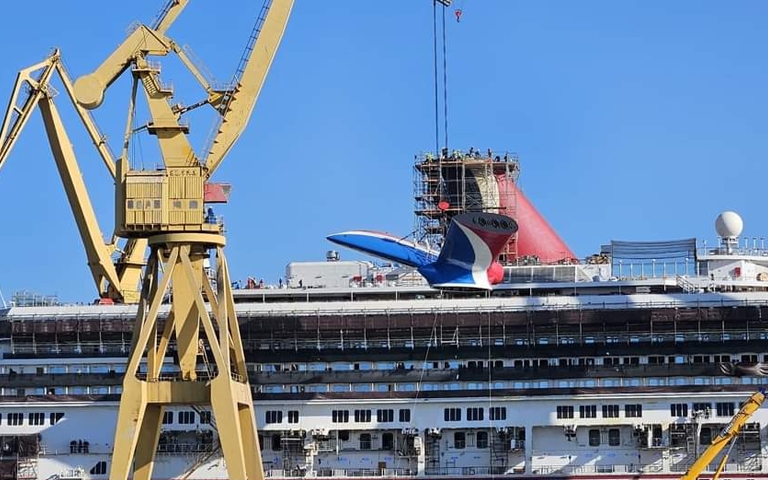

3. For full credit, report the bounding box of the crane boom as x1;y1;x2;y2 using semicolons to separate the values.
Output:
153;0;191;34
678;388;766;480
204;0;294;175
0;51;145;303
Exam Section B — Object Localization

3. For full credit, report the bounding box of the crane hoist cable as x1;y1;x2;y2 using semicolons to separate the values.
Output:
432;1;451;154
442;4;449;151
433;1;439;156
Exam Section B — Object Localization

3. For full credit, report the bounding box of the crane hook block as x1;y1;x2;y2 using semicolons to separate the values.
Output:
455;9;462;22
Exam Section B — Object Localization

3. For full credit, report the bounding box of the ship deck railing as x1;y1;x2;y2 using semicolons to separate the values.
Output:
7;291;768;322
267;467;416;478
533;463;663;475
669;458;763;473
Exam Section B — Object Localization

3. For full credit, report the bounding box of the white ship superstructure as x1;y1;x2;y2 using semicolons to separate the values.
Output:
3;215;768;480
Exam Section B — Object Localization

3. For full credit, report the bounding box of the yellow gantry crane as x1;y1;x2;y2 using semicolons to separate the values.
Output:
1;1;294;479
679;388;766;480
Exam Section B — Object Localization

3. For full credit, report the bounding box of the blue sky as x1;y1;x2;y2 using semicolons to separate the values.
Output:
0;1;766;302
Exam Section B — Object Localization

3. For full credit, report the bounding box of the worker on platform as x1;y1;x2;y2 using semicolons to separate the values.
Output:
205;207;216;224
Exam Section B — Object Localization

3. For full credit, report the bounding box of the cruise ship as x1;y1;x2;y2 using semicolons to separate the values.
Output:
2;204;768;480
0;1;765;479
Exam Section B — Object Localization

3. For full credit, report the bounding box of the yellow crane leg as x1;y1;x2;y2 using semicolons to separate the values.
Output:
109;233;262;480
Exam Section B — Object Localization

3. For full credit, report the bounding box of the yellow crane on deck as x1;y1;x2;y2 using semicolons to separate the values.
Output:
679;388;766;480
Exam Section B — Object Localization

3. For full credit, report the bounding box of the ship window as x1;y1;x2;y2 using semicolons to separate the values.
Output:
608;428;620;446
467;407;484;421
477;431;489;449
692;403;711;414
199;411;211;424
49;412;64;425
625;404;643;418
556;406;574;419
332;410;349;423
700;427;713;445
588;429;600;446
265;410;282;424
648;356;665;364
90;461;107;475
189;200;199;209
716;402;735;417
399;409;411;422
490;407;507;421
353;384;371;392
338;430;350;441
377;409;394;423
671;403;688;417
258;435;264;451
153;199;161;209
354;409;371;423
271;434;282;451
602;405;619;418
288;411;299;424
454;432;465;449
162;411;173;424
742;354;758;363
444;408;461;422
579;405;597;418
179;411;196;424
126;199;134;209
359;433;372;450
382;433;394;450
28;412;45;426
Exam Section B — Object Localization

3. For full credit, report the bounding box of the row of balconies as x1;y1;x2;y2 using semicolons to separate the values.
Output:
0;362;756;390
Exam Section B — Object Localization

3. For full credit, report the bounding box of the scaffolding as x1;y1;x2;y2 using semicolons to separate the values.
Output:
10;290;61;307
413;148;520;263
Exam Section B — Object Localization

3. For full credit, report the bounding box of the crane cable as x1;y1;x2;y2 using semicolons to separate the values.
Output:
432;1;451;155
432;1;439;157
442;5;449;151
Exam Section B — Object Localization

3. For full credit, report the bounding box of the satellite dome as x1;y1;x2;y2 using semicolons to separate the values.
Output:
715;211;743;238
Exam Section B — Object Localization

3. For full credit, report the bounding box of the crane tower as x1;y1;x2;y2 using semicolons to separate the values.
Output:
84;3;293;479
0;1;293;479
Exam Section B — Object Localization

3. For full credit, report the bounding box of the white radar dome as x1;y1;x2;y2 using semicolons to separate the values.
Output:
715;211;743;238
